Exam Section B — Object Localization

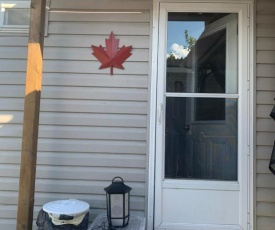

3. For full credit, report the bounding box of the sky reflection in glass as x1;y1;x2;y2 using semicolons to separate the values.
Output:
167;21;204;58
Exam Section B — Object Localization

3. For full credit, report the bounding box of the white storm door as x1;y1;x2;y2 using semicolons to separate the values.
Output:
154;2;250;230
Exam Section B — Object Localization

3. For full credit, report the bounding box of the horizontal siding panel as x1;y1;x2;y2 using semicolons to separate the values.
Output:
0;178;19;191
257;132;275;145
257;118;275;132
257;38;275;50
0;85;24;98
41;86;148;101
35;179;145;196
44;35;150;49
0;98;148;115
0;37;28;46
0;138;22;151
257;14;275;24
0;125;22;138
257;216;275;230
257;188;275;202
38;139;146;154
0;98;24;111
257;104;274;118
0;125;146;141
257;202;275;217
257;174;275;188
37;126;147;141
0;219;16;229
49;22;150;35
257;91;275;104
35;165;145;182
0;60;27;72
257;51;275;64
40;113;147;127
257;77;275;90
257;145;274;160
257;1;275;12
0;164;145;181
49;11;150;22
257;159;272;174
44;47;149;62
37;152;146;168
0;47;27;59
257;64;275;77
42;73;148;88
0;60;150;75
44;60;148;75
257;25;275;38
0;192;17;205
0;72;25;85
40;99;147;114
0;205;17;219
0;151;20;165
50;0;151;10
0;165;19;178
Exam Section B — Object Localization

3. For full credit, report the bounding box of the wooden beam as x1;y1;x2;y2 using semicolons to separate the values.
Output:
17;0;46;229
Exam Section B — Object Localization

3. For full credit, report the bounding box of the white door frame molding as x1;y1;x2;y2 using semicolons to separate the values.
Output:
147;1;255;230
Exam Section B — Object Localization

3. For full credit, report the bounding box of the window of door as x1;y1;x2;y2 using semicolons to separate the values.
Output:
165;13;238;181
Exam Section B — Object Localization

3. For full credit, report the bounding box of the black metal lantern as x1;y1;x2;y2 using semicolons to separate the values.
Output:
104;177;132;228
270;101;275;121
269;101;275;175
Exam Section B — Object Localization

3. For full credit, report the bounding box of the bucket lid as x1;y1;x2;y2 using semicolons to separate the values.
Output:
43;199;89;215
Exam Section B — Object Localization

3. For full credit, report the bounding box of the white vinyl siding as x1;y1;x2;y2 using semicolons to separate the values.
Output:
35;0;150;227
0;30;27;230
256;0;275;230
0;0;151;229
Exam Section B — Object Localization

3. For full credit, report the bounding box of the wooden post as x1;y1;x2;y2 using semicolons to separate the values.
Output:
16;0;46;229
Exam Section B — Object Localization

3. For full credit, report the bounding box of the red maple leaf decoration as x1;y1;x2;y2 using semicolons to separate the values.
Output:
91;32;132;75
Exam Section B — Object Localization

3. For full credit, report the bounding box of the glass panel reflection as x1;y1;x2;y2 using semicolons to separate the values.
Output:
166;13;237;94
165;97;238;180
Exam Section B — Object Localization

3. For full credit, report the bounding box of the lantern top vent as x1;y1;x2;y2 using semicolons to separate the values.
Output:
104;176;132;194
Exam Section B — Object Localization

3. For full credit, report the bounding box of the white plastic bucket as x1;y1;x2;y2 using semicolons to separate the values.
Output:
42;199;90;226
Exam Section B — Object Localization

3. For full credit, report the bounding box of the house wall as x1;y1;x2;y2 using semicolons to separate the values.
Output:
0;21;28;230
0;49;26;227
0;0;151;229
1;0;275;229
256;0;275;229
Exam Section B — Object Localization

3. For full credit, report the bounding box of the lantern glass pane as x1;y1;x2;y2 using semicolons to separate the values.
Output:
110;194;124;226
125;193;129;216
106;193;110;214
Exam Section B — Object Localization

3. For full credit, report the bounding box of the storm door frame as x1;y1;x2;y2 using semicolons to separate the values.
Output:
147;0;255;230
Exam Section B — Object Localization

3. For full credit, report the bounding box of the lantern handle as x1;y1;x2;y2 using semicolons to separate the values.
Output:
112;176;124;183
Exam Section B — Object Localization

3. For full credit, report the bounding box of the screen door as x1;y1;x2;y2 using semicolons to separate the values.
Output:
154;3;250;230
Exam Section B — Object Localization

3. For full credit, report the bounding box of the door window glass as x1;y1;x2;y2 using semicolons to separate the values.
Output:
165;13;238;181
165;97;238;180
